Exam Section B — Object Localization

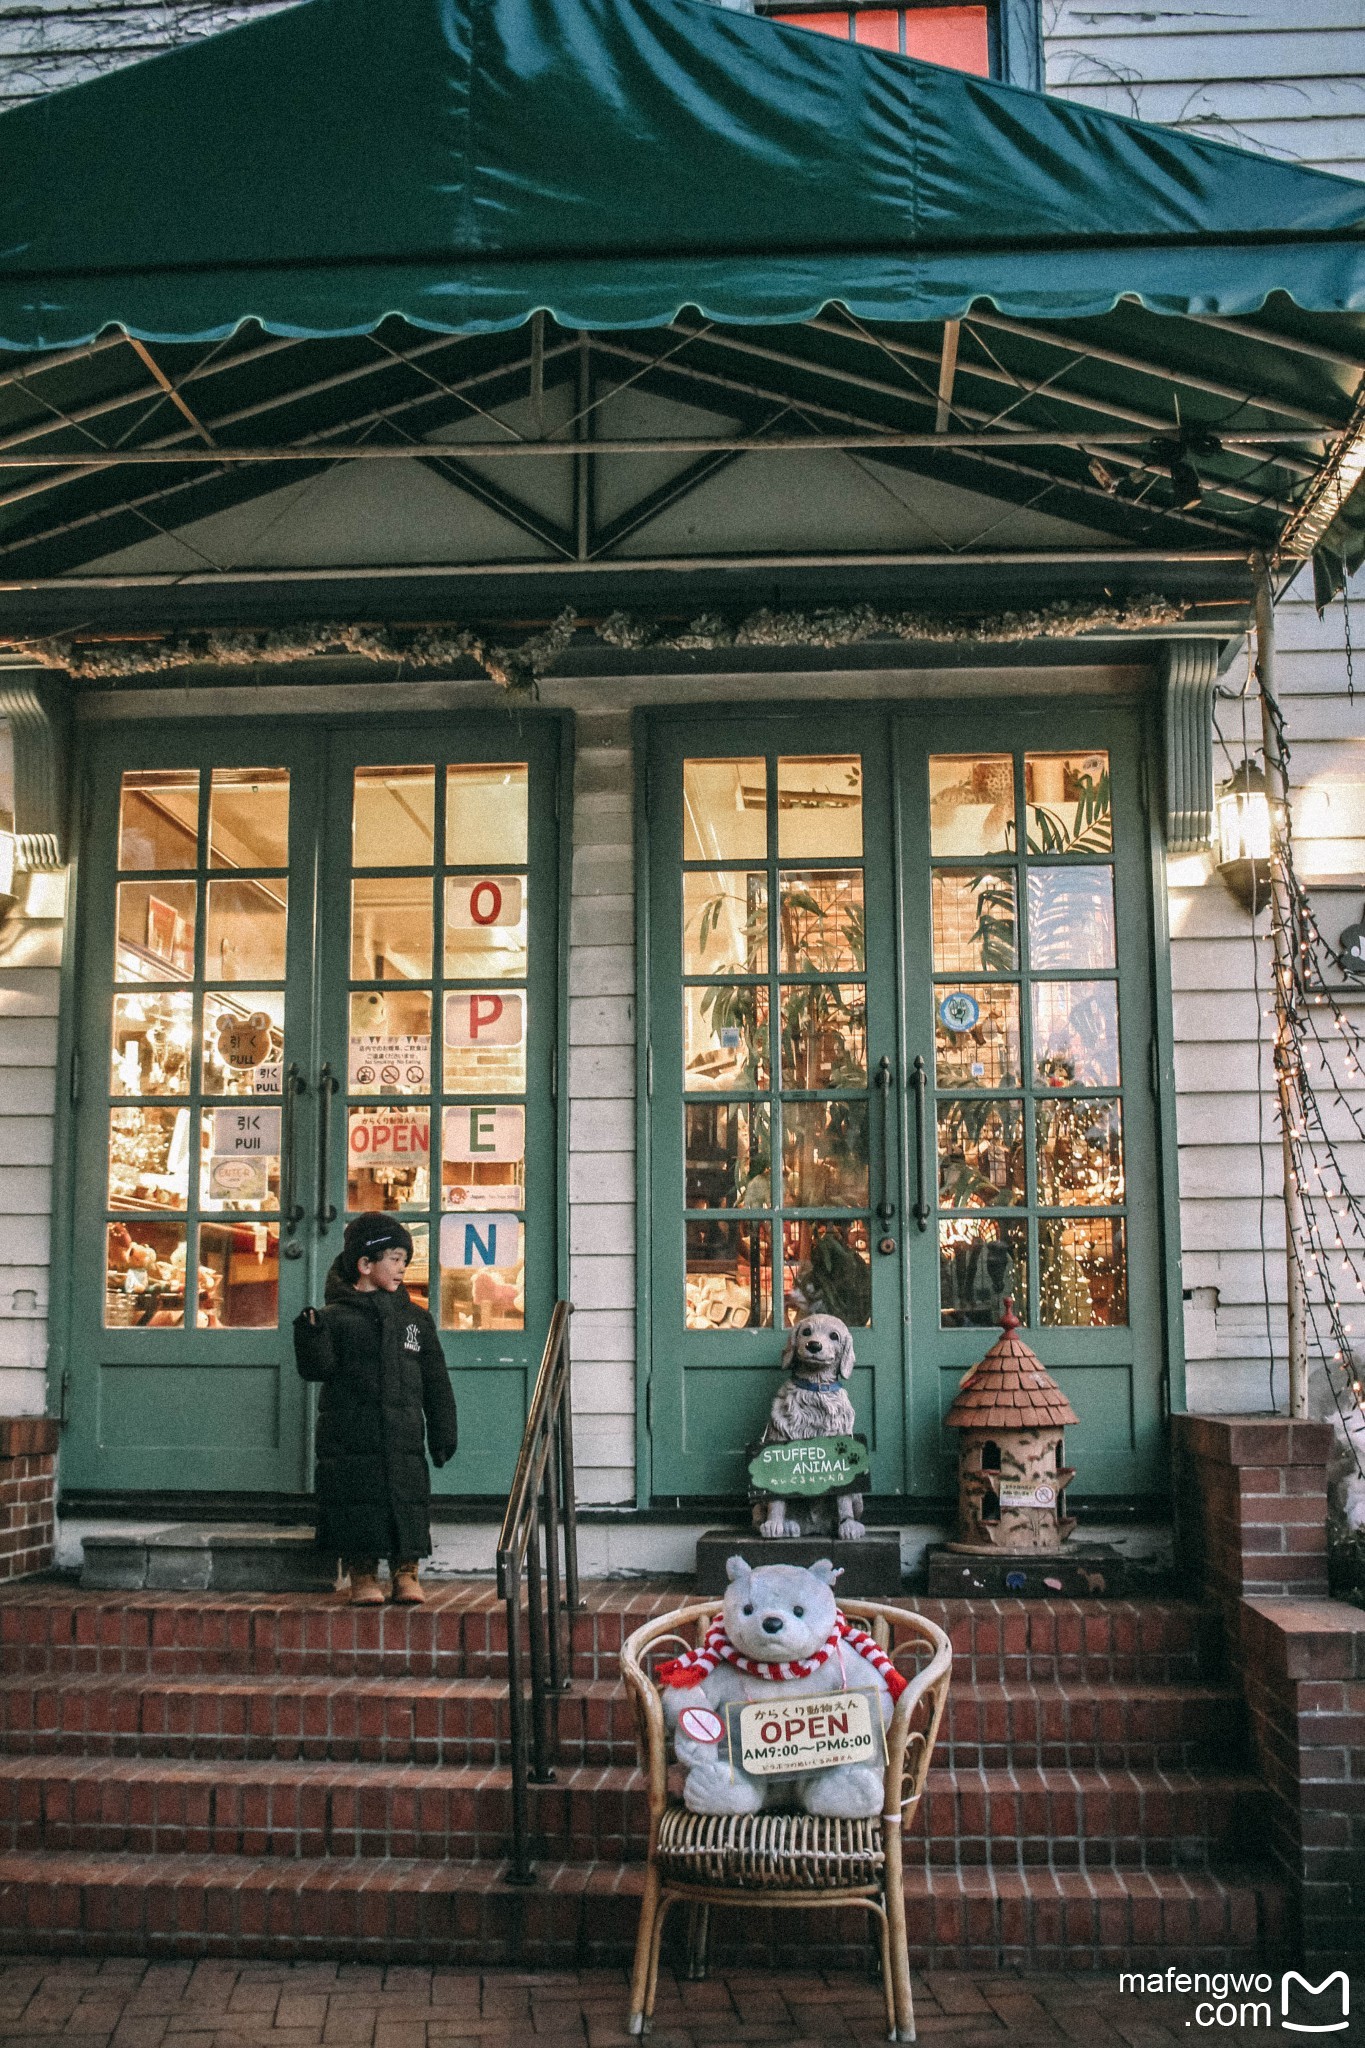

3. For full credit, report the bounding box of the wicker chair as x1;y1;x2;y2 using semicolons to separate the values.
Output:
621;1598;952;2042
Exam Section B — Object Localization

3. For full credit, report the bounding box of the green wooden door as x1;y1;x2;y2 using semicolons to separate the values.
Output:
647;719;905;1499
645;703;1167;1503
64;716;563;1500
896;706;1166;1498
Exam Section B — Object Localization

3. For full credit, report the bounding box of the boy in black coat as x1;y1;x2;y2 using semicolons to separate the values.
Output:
294;1216;458;1605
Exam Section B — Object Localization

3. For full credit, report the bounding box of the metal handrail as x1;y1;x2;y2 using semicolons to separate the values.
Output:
495;1299;580;1884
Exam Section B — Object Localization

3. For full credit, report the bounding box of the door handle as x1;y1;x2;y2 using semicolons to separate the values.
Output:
874;1055;896;1254
316;1062;339;1228
281;1062;306;1255
911;1054;931;1233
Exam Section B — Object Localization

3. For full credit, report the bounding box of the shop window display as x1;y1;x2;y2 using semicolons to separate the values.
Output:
929;752;1127;1328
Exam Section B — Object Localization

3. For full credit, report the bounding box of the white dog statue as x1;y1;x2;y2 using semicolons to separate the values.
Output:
754;1313;866;1541
659;1555;903;1818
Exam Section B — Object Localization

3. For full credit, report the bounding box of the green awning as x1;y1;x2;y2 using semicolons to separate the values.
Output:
4;0;1365;351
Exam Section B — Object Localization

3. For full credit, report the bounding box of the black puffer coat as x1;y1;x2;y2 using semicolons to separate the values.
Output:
293;1261;459;1562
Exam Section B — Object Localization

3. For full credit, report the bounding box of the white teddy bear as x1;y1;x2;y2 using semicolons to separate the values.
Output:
659;1555;904;1820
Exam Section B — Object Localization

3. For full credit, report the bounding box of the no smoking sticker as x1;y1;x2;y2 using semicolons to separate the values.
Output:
679;1707;724;1745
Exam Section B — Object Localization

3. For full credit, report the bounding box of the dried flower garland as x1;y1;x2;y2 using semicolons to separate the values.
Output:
3;593;1189;690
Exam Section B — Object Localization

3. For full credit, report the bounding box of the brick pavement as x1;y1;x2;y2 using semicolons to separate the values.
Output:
0;1956;1339;2048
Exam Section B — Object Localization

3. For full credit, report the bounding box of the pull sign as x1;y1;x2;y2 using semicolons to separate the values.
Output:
212;1107;281;1156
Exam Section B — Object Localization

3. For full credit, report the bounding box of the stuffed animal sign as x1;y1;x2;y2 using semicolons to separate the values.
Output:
752;1313;867;1541
658;1556;904;1818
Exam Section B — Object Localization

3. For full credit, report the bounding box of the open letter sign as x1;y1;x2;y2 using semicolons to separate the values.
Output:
348;1112;430;1160
445;991;523;1048
444;1105;525;1163
448;876;522;928
440;1212;522;1270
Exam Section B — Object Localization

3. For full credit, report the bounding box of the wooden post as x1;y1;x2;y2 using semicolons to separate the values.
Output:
1252;552;1309;1419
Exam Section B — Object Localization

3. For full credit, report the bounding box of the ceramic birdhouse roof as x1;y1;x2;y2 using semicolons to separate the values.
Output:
943;1302;1079;1432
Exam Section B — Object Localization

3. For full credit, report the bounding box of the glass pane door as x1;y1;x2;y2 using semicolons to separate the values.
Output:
649;720;904;1499
315;727;562;1498
898;707;1166;1498
66;732;321;1494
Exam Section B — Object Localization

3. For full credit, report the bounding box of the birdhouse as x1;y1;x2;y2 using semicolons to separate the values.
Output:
942;1300;1078;1554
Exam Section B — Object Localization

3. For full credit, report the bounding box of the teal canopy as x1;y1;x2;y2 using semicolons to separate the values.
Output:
4;0;1365;350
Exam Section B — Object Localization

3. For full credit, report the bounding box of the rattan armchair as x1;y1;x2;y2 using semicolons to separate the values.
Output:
621;1597;952;2042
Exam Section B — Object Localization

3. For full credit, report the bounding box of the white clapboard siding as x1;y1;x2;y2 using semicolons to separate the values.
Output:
0;902;61;1418
0;1;296;108
566;711;637;1502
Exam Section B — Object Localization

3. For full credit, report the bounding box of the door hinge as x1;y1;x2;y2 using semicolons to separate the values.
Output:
57;1368;71;1428
645;1378;653;1433
551;1044;558;1101
1148;1035;1160;1097
69;1050;80;1106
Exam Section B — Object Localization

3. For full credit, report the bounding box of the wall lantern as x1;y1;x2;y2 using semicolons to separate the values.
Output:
1215;758;1275;915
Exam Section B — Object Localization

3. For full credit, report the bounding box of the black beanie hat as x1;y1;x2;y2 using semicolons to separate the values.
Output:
339;1214;415;1282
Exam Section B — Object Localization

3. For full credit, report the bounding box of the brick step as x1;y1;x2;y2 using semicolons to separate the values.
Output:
0;1848;1287;1969
938;1680;1246;1771
0;1673;639;1769
0;1668;1244;1772
0;1755;1266;1872
0;1585;1218;1684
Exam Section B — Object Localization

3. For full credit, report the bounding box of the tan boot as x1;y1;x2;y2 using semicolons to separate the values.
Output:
348;1571;385;1606
391;1564;425;1605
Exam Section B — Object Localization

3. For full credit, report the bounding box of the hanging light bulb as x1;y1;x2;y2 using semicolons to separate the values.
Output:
1215;758;1275;915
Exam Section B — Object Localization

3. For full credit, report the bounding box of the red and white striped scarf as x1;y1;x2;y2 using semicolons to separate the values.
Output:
657;1612;907;1700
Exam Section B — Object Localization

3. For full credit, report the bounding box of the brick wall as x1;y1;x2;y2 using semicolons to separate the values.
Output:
1172;1413;1365;1964
0;1415;57;1580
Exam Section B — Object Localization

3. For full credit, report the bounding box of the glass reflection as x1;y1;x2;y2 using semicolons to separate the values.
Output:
205;877;287;982
1032;982;1120;1088
1027;867;1115;971
931;868;1017;974
1040;1217;1127;1325
782;1219;871;1327
203;994;285;1098
780;982;866;1089
939;1218;1028;1328
778;870;864;974
352;876;432;981
684;984;770;1091
1036;1098;1124;1207
934;983;1020;1090
781;1102;869;1209
112;991;194;1097
929;755;1014;857
937;1099;1025;1208
104;1220;189;1327
685;1217;772;1328
683;871;768;976
115;882;196;983
348;989;432;1096
1025;752;1111;855
118;771;199;872
446;762;528;867
353;766;435;867
776;757;863;859
198;1221;279;1327
108;1105;191;1211
444;874;528;979
208;768;289;870
346;1105;431;1212
683;759;766;862
685;1102;771;1209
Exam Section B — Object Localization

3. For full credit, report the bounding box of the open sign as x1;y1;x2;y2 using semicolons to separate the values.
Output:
348;1114;430;1159
724;1688;885;1777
